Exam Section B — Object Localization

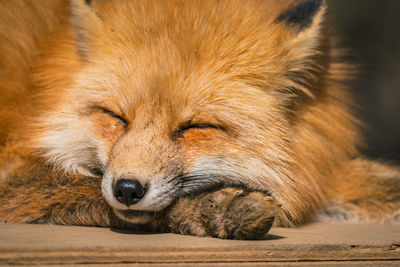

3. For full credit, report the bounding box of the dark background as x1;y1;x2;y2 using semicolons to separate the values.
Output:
326;0;400;162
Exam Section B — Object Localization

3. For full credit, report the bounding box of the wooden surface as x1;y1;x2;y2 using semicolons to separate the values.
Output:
0;222;399;265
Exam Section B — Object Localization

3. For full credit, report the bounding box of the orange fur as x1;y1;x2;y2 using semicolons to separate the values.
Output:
0;0;399;239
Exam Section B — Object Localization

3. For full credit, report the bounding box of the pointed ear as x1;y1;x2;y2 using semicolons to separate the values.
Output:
275;0;327;98
276;0;325;32
69;0;103;58
276;0;326;50
275;0;326;53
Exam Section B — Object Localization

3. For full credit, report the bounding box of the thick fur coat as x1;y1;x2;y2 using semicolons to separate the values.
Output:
0;0;399;239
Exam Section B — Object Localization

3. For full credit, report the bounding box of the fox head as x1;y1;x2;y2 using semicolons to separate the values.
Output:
32;0;359;224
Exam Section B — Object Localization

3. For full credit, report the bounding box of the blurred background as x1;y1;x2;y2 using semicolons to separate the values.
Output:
326;0;400;162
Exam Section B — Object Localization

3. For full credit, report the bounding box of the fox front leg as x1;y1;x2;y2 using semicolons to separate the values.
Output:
166;188;281;240
0;170;118;227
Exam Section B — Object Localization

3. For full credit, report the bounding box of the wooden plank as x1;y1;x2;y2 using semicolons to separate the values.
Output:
24;262;400;267
0;222;399;265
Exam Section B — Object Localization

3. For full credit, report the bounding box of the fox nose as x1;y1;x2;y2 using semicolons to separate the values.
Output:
113;179;145;206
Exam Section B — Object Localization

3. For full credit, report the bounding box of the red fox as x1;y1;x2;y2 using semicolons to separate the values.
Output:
0;0;399;239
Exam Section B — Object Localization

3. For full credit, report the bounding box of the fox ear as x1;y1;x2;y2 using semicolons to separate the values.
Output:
275;0;326;52
69;0;103;58
276;0;325;32
275;0;327;98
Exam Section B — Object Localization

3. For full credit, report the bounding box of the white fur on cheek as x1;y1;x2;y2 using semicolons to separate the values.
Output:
188;156;289;190
35;112;102;176
33;69;114;176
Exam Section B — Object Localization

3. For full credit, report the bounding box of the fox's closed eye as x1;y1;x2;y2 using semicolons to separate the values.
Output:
178;124;218;136
99;107;128;127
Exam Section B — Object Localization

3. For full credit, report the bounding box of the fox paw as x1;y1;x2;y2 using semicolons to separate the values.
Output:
167;188;281;240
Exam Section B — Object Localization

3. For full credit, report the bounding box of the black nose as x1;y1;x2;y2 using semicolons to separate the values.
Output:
113;179;145;206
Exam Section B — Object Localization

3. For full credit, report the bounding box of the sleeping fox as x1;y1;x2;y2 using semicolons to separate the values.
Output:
0;0;399;239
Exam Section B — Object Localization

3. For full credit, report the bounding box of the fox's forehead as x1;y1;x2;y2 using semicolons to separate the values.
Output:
91;56;276;123
87;3;293;102
90;0;294;81
95;0;292;32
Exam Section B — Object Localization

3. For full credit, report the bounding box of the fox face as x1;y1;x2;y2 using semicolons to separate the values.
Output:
30;0;358;224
